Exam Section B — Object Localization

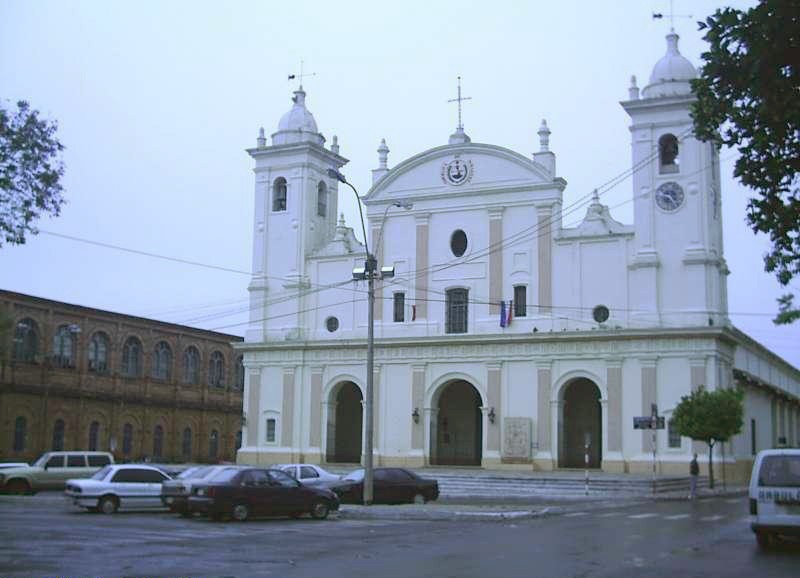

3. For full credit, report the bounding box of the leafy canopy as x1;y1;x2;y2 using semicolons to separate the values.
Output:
671;386;744;445
0;100;65;247
691;1;800;322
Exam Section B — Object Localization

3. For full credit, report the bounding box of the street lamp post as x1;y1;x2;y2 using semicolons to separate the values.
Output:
327;168;410;505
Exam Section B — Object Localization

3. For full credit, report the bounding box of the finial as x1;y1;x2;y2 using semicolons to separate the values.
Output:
257;126;266;147
331;135;339;154
288;59;316;91
628;75;640;100
538;119;551;152
448;76;472;133
338;212;345;227
377;138;389;169
591;189;600;204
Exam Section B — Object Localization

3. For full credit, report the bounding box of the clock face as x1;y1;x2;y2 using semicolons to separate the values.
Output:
655;181;685;212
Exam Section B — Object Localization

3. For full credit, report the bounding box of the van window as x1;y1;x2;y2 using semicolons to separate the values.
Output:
88;455;111;467
45;456;64;468
759;455;800;487
67;455;86;467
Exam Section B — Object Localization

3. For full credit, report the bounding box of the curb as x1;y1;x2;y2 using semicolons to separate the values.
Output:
336;504;565;522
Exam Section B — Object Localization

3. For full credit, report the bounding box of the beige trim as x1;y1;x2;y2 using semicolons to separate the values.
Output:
281;368;295;446
640;358;657;452
309;370;323;447
412;366;425;449
606;363;623;452
537;368;551;454
487;364;502;451
415;216;430;319
246;371;260;446
488;208;504;315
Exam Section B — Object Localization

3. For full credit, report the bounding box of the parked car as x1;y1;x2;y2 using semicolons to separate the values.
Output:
331;467;439;504
162;465;243;515
749;448;800;548
188;467;339;521
275;464;342;488
0;463;28;470
64;464;172;514
0;451;114;494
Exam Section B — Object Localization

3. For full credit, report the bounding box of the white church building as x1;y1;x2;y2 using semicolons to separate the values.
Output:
236;32;800;480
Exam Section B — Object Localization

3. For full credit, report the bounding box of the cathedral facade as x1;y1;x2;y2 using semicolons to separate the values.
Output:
236;33;800;480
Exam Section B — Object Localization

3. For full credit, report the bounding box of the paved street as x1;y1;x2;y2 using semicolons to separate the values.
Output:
0;493;797;577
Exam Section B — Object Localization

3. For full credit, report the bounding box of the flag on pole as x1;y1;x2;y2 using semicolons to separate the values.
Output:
507;300;513;327
500;301;507;328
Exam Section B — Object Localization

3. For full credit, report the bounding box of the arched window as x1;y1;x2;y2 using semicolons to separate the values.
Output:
88;421;100;451
445;288;469;334
183;346;201;384
121;336;143;377
52;419;65;451
52;325;77;368
208;351;225;388
152;341;172;380
13;416;27;452
209;430;219;460
181;427;192;459
234;355;245;391
122;423;133;456
659;133;679;173
88;332;109;373
13;318;39;362
153;425;164;459
317;181;327;217
272;177;287;212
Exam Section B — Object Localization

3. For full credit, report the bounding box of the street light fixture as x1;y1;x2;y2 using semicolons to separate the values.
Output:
327;167;411;505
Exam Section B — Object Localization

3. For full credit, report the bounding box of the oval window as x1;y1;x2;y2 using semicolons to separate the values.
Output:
325;317;339;333
450;230;468;257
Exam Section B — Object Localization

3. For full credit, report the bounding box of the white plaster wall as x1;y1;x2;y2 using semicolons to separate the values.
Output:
380;363;413;456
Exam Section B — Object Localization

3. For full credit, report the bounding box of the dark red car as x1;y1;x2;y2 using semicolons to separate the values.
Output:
331;467;439;504
187;467;339;521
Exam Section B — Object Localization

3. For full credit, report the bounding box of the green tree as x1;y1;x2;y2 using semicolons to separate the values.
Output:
0;100;66;247
671;386;744;489
690;1;800;323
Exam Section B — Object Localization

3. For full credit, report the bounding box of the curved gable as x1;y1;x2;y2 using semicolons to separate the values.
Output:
364;143;559;203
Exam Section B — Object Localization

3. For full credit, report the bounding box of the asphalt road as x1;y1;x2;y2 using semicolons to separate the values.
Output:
0;493;797;577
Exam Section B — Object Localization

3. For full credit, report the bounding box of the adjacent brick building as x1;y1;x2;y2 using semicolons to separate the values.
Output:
0;290;244;464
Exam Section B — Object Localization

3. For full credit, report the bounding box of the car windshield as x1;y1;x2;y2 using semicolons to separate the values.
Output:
208;468;240;483
344;469;364;482
759;455;800;487
91;466;112;481
32;454;49;468
179;466;211;479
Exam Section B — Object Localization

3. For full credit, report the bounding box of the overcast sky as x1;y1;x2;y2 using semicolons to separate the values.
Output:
2;0;797;369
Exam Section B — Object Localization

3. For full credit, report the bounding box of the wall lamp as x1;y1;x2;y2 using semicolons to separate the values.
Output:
412;407;420;424
488;407;496;424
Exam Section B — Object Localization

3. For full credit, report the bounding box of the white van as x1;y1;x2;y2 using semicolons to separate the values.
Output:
749;449;800;548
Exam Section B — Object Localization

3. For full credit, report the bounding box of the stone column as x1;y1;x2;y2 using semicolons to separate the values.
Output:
245;368;260;447
281;367;296;448
411;365;425;450
424;407;438;465
309;368;323;449
536;207;553;315
414;214;430;320
605;358;624;472
488;208;504;315
487;363;502;453
535;361;553;468
640;357;657;453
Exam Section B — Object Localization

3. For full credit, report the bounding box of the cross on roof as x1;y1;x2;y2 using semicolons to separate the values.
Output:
652;0;692;32
288;60;316;90
447;76;472;131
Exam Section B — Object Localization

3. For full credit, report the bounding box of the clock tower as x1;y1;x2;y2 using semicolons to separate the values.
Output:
622;31;728;328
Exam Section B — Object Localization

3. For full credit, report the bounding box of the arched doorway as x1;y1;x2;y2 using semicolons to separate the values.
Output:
560;378;602;468
326;381;363;463
431;380;482;466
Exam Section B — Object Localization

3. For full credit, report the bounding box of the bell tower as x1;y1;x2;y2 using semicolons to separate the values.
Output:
623;31;728;328
245;87;348;342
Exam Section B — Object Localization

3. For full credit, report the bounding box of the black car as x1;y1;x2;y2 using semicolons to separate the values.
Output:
187;468;339;521
331;467;439;504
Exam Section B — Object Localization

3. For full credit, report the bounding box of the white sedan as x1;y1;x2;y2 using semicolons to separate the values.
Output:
275;464;342;488
64;464;171;514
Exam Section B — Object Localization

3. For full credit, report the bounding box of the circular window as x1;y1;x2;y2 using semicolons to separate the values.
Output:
450;230;468;257
592;305;610;324
325;316;339;333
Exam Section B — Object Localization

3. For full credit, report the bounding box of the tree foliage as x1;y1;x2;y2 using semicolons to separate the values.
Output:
671;386;744;488
0;100;65;247
690;1;800;323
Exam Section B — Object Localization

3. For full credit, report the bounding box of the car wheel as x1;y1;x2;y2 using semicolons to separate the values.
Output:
98;495;118;515
310;500;330;520
5;479;31;495
756;532;772;549
412;493;426;505
231;502;250;522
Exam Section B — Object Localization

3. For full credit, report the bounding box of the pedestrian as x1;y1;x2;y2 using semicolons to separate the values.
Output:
689;453;699;500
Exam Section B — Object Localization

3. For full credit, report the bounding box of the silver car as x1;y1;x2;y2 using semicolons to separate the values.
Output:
64;464;171;514
275;464;342;488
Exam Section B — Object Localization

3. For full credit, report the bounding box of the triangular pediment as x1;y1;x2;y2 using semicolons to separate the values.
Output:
364;143;561;204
